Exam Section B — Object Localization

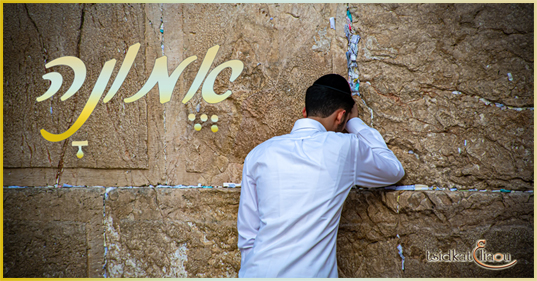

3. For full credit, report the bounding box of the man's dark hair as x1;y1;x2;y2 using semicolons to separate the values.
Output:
305;74;355;118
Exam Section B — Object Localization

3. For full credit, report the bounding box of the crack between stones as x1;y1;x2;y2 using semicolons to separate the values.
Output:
56;4;87;186
284;12;300;19
422;83;534;110
77;4;86;58
23;4;48;64
102;188;110;278
23;4;39;34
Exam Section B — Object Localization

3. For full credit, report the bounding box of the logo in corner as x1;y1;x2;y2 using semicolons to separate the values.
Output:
472;239;517;270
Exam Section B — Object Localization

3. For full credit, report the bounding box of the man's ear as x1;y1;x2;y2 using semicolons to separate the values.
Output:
302;107;307;118
335;109;346;125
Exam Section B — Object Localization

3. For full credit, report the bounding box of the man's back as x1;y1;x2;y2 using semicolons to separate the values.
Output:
238;118;404;277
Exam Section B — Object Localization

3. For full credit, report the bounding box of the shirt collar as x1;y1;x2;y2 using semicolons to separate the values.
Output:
291;118;327;133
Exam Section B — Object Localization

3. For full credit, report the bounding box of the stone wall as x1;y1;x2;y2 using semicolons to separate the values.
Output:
3;3;533;190
3;187;534;277
3;3;534;278
3;188;104;277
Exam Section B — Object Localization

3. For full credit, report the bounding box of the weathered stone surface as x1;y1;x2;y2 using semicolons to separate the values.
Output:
3;187;105;277
104;188;534;277
162;3;345;186
350;3;533;190
3;3;533;190
104;188;241;277
337;189;534;277
3;187;533;277
3;3;149;170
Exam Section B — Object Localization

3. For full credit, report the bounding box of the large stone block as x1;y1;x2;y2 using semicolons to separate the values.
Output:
104;188;241;277
162;3;346;186
349;3;533;190
3;187;105;277
3;221;88;277
337;189;534;277
3;3;149;169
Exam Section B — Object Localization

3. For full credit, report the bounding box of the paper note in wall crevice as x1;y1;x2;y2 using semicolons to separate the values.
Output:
348;70;359;80
223;182;241;188
351;34;360;45
344;24;351;40
397;244;405;270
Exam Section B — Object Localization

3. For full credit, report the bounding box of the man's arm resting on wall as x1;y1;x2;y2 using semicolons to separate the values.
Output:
346;117;405;187
237;154;260;265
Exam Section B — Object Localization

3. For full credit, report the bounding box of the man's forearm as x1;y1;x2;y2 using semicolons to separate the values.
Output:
345;117;387;149
346;117;405;186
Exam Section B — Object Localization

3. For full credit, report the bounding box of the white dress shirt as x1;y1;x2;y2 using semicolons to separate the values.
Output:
237;117;404;278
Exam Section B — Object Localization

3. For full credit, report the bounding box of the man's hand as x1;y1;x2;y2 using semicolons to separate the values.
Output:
349;102;360;120
342;102;361;133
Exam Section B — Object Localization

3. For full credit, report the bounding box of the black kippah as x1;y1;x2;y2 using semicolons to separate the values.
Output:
312;83;351;95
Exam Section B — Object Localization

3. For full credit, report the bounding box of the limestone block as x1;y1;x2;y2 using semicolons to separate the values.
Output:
337;190;534;277
3;187;105;277
163;3;346;186
349;3;533;190
3;3;149;169
104;188;241;277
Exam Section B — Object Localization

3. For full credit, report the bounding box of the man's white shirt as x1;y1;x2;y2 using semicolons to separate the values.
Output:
237;117;405;277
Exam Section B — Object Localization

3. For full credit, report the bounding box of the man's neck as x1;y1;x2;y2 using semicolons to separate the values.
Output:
307;117;333;132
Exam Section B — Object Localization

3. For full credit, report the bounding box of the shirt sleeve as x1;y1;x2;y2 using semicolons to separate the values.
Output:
237;153;260;265
346;117;405;187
